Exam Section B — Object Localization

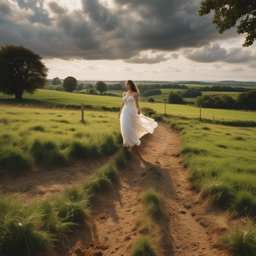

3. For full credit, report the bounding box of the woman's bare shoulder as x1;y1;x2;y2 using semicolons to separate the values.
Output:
133;92;138;97
123;92;127;96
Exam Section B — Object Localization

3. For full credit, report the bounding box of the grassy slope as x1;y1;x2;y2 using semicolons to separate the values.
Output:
160;115;256;213
1;90;256;121
0;106;121;174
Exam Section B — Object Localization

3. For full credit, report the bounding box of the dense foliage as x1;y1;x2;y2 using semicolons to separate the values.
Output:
167;92;183;104
195;91;256;110
181;88;202;98
0;44;48;100
62;76;78;92
199;85;251;92
96;81;108;95
52;77;61;85
199;0;256;47
143;89;161;97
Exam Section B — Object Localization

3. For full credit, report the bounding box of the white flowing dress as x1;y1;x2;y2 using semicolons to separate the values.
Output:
120;94;158;148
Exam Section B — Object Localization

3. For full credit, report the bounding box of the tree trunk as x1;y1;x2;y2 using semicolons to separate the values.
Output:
100;91;102;95
15;91;22;100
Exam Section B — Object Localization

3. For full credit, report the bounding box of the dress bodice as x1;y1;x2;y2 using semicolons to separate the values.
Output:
123;95;135;107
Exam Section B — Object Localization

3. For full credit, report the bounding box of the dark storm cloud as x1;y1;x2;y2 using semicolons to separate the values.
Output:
0;0;240;62
184;43;255;63
16;0;53;26
0;1;11;16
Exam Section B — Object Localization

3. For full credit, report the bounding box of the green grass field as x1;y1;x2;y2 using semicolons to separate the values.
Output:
1;90;256;122
1;89;256;255
0;105;121;175
157;114;256;215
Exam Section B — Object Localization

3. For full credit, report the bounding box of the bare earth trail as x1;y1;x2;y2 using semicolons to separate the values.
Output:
51;122;227;256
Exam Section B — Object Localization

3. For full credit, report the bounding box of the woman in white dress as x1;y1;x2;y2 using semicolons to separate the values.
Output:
118;80;158;151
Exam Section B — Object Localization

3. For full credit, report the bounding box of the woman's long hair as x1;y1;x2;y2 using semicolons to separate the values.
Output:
127;80;140;97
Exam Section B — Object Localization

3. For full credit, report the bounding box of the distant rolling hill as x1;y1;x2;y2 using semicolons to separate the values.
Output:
179;80;256;88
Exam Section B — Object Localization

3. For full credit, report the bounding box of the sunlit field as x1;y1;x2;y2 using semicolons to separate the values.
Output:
0;105;121;175
1;90;256;121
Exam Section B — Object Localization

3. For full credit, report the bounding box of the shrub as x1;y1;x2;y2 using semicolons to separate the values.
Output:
147;98;155;102
88;88;96;94
167;92;183;104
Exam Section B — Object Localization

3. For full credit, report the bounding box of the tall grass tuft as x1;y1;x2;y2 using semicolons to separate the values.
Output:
30;139;70;167
97;161;119;182
130;235;158;256
27;196;75;236
52;192;91;223
219;222;256;256
82;175;112;199
98;134;119;156
233;190;256;216
0;194;56;256
199;181;235;207
0;145;34;174
113;148;126;168
141;189;162;220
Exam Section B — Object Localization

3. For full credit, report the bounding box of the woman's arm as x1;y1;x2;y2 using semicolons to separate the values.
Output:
118;92;125;118
134;93;140;115
118;100;124;118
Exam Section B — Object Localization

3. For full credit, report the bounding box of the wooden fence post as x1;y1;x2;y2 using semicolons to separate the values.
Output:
81;103;84;121
164;99;167;116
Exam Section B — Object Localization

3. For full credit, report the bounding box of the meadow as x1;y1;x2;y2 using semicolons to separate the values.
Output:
1;89;256;122
154;113;256;214
1;90;256;255
0;105;122;175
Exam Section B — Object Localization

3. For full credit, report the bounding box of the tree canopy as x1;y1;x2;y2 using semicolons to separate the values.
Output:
167;92;183;104
96;81;108;95
237;90;256;110
52;77;61;85
0;44;48;100
199;0;256;46
62;76;78;92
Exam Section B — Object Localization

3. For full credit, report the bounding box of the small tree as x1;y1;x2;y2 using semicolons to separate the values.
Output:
0;44;48;100
88;88;96;94
167;92;183;104
147;97;155;102
62;76;78;92
52;77;61;85
96;81;108;95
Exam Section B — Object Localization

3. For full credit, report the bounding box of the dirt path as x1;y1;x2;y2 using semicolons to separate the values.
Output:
0;157;110;201
51;122;227;256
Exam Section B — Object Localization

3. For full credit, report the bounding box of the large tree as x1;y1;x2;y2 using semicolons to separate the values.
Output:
62;76;78;92
0;44;48;100
96;81;108;95
199;0;256;46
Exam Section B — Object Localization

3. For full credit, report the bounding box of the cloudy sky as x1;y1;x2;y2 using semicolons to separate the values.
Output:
1;0;255;81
